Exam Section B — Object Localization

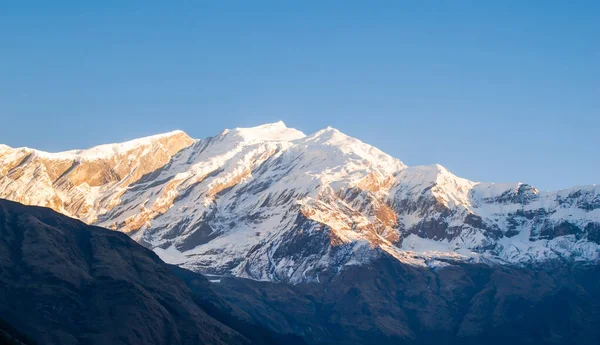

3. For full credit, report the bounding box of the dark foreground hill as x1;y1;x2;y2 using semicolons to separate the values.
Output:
0;199;303;345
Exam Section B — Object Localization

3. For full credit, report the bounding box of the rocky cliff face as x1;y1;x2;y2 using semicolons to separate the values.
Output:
1;122;598;283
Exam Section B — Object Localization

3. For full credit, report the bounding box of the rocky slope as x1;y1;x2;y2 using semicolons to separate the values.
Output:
1;122;598;283
0;199;303;345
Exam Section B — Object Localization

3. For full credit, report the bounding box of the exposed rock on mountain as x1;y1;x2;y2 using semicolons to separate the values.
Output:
1;122;598;283
0;199;302;345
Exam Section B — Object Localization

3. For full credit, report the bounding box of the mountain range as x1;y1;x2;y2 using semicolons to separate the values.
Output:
1;121;598;283
1;122;600;344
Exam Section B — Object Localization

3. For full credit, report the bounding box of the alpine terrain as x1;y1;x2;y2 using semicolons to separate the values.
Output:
1;122;598;283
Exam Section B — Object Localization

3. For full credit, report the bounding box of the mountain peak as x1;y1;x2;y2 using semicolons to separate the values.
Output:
305;126;348;144
264;120;287;128
225;122;306;143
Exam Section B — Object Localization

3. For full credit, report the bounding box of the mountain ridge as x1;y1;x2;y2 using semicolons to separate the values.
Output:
1;122;598;283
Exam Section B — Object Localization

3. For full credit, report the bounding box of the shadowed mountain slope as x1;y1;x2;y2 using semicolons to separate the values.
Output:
0;199;303;345
196;259;600;345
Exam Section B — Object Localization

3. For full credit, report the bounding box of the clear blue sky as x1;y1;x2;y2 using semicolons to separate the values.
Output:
1;1;598;191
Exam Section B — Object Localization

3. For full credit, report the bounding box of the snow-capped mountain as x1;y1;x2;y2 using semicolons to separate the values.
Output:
0;130;194;223
1;122;598;282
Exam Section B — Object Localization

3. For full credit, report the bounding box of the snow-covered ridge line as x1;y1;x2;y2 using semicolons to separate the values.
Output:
0;121;598;283
9;130;192;161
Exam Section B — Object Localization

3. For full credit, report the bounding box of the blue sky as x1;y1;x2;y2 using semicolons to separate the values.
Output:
0;1;598;191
